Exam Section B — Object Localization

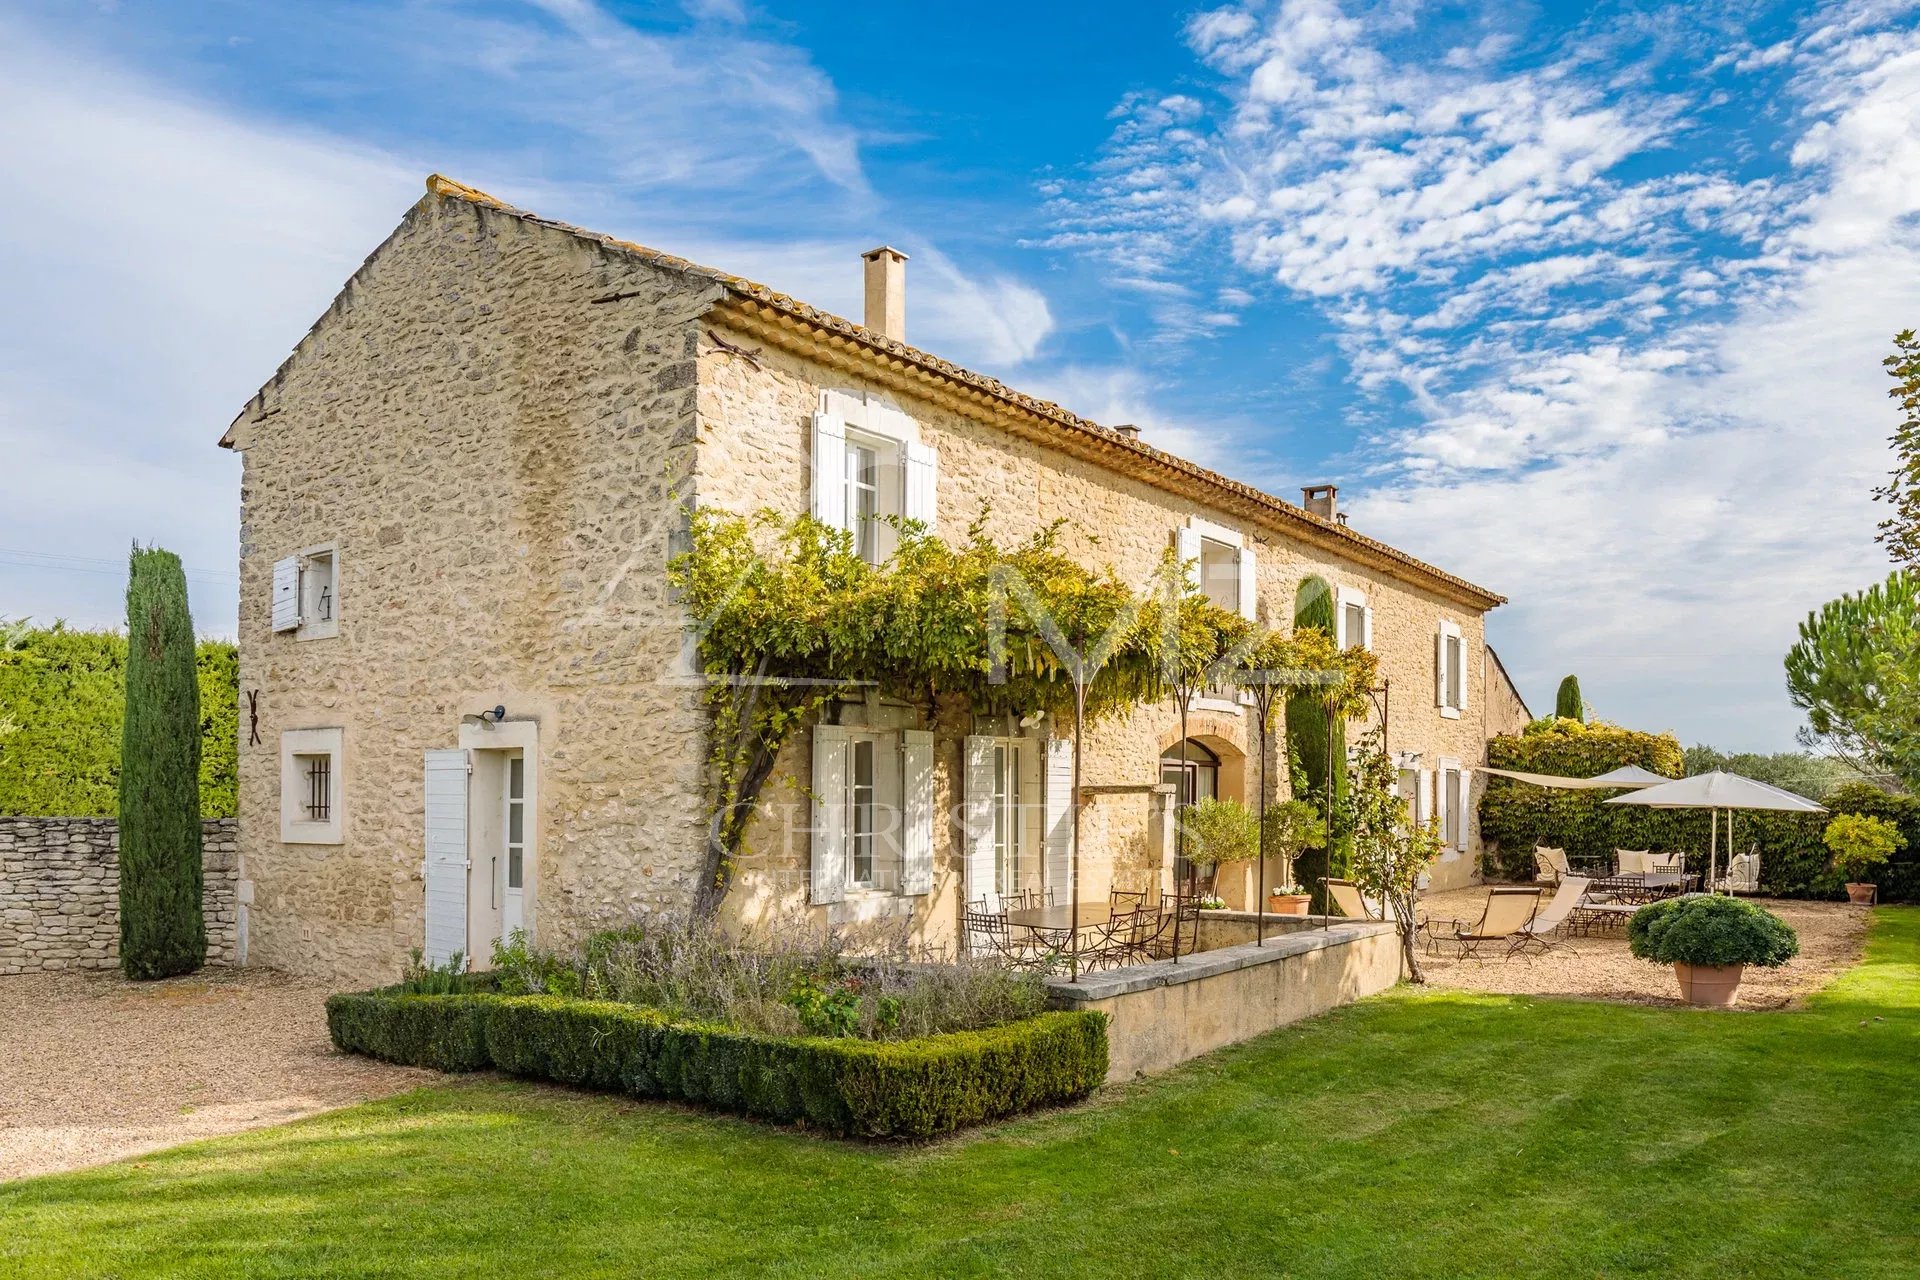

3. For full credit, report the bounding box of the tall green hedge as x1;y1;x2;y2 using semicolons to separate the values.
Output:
118;549;206;979
1477;720;1914;901
326;990;1109;1139
0;620;235;818
1286;576;1345;907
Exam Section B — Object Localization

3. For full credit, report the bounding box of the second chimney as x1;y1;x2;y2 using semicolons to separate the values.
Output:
1302;484;1338;520
862;246;907;341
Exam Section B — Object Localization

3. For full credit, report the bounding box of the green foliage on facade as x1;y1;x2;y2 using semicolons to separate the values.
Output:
1285;576;1347;905
1554;675;1585;722
117;548;207;980
0;618;236;818
668;511;1374;917
326;989;1109;1139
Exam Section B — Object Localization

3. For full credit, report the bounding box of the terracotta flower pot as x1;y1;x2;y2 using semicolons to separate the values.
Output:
1673;962;1745;1008
1268;894;1311;916
1845;882;1878;905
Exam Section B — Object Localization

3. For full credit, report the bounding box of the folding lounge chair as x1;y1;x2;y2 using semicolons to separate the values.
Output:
1324;877;1374;921
1509;876;1589;956
1446;887;1543;960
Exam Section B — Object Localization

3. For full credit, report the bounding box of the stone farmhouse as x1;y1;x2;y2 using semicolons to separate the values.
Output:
223;176;1529;984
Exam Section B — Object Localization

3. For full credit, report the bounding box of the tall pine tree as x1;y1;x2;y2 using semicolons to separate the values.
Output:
1877;329;1920;567
118;546;206;979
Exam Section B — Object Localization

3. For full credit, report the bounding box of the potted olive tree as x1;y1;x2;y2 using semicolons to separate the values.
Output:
1262;797;1322;916
1627;896;1800;1008
1824;813;1901;905
1182;797;1257;898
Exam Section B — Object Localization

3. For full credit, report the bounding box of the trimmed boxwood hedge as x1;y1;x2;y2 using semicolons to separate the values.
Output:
325;989;1107;1139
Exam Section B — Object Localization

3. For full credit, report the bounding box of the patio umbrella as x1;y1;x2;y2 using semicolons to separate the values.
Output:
1604;771;1826;892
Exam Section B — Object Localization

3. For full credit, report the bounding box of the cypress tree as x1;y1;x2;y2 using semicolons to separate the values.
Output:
1555;674;1585;723
1285;576;1347;909
118;545;206;979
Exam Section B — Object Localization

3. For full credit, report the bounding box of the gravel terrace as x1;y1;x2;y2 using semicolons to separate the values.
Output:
1415;887;1870;1009
0;967;426;1182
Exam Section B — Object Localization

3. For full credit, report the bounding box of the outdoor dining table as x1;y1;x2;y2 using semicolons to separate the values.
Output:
1004;902;1118;941
1590;872;1698;903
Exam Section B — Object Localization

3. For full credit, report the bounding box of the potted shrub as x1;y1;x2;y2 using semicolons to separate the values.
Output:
1262;798;1322;916
1627;896;1800;1008
1823;812;1901;905
1268;882;1311;916
1181;797;1257;896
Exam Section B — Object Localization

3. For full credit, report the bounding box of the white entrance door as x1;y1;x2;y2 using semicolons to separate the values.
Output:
502;751;526;936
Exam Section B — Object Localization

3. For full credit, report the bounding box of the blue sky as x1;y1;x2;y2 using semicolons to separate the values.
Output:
3;0;1918;749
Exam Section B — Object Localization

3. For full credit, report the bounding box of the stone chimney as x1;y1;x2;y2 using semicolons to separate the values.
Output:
1112;423;1142;441
862;246;908;341
1302;484;1338;520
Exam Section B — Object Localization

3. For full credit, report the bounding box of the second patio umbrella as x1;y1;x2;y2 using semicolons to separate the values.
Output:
1604;771;1826;892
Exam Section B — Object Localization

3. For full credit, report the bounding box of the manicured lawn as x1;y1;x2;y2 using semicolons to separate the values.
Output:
6;911;1919;1279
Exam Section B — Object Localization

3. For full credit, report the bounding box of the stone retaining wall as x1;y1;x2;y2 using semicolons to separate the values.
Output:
0;817;238;974
1047;915;1401;1082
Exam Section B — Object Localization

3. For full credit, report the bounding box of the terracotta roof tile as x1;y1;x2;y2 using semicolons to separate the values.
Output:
420;175;1503;608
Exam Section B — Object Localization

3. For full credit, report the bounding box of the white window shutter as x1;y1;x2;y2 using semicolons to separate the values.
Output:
1236;542;1258;621
810;412;848;531
899;730;934;896
1042;737;1075;903
1456;769;1473;848
422;749;470;968
1451;637;1466;717
810;725;850;905
1435;629;1448;707
903;440;939;531
1175;526;1202;594
962;735;997;909
1435;769;1451;845
271;556;302;633
1363;605;1375;651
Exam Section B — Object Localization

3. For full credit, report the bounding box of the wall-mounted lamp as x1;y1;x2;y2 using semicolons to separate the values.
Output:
461;705;508;729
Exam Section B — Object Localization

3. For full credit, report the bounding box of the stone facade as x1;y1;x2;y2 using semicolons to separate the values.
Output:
0;817;238;973
226;177;1511;983
1485;644;1535;740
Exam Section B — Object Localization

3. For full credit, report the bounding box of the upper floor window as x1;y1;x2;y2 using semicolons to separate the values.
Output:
1336;586;1372;651
811;390;937;565
1177;518;1257;621
1436;620;1466;718
272;543;339;640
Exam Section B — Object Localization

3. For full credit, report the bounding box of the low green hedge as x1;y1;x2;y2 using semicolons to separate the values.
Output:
326;989;1107;1139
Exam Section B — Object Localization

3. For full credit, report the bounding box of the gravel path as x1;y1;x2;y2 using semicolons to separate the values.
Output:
0;967;427;1182
1416;889;1869;1009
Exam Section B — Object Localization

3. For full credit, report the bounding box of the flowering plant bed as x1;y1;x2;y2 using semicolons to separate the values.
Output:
325;988;1106;1139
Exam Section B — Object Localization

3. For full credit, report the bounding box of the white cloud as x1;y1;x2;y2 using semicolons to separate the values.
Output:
0;18;418;635
1046;0;1920;747
0;5;1065;632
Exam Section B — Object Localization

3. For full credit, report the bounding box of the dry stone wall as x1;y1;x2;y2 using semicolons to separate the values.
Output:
0;817;238;974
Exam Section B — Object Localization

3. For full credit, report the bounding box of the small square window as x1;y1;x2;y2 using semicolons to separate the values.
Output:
281;727;344;844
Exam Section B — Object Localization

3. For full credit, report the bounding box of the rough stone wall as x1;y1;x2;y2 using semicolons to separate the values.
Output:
0;817;237;973
695;318;1501;938
226;193;714;985
1484;643;1534;739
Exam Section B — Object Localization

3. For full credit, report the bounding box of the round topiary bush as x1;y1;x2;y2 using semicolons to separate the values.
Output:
1627;896;1800;969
